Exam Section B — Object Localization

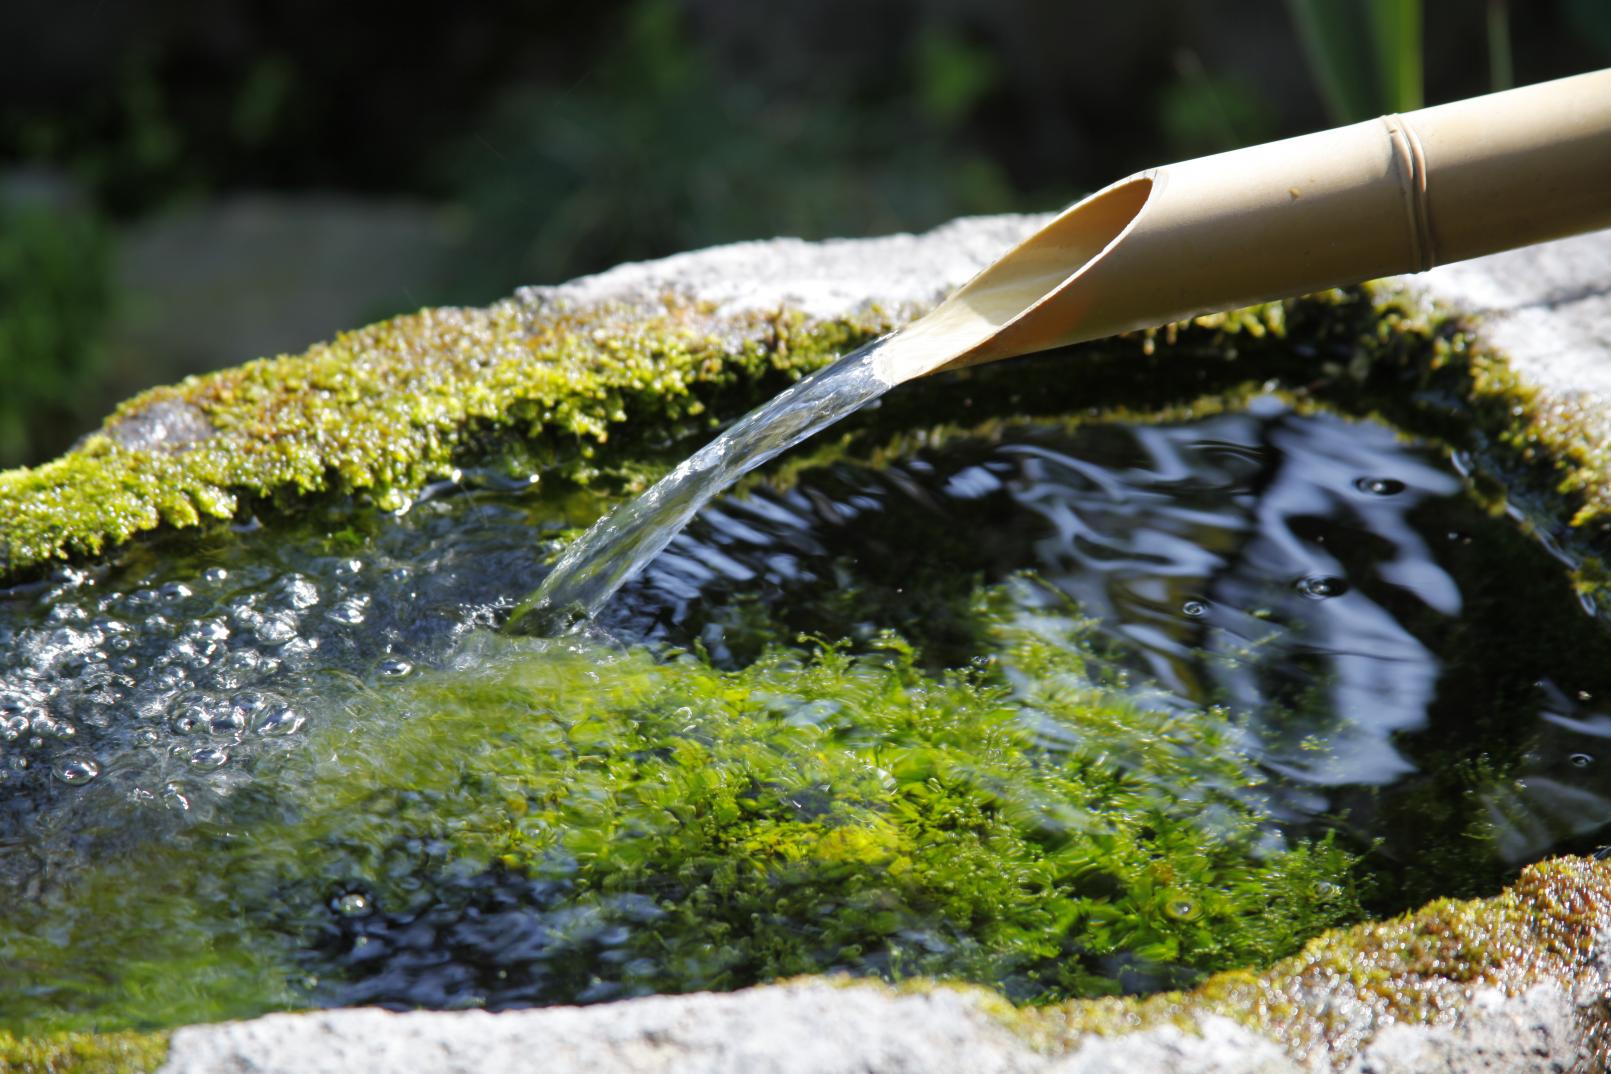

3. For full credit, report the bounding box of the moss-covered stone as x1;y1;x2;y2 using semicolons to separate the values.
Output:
0;1029;167;1074
5;230;1611;1069
1007;856;1611;1068
0;295;890;579
3;275;1608;591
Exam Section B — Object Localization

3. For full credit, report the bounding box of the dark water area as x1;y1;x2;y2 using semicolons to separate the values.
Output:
603;399;1611;904
3;394;1611;1022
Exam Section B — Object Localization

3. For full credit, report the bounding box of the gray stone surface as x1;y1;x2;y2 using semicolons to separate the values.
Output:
520;214;1051;322
1049;1017;1301;1074
154;220;1611;1074
104;398;215;453
158;982;1042;1074
1343;984;1587;1074
1406;227;1611;460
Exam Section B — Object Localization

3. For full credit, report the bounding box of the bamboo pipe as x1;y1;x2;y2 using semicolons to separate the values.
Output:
871;67;1611;384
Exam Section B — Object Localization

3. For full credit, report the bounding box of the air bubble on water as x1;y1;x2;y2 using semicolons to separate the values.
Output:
186;746;230;770
334;891;372;917
279;636;319;664
1571;752;1595;768
1295;575;1350;600
378;658;413;678
2;715;28;741
1162;892;1202;921
169;701;209;735
210;708;248;735
327;596;369;625
256;704;305;737
229;649;264;674
231;690;271;716
158;582;193;604
202;566;229;584
279;576;320;610
195;618;232;642
1354;477;1406;496
254;615;298;646
1182;599;1208;618
54;756;100;785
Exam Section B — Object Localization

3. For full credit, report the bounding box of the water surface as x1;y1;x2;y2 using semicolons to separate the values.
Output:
3;392;1610;1026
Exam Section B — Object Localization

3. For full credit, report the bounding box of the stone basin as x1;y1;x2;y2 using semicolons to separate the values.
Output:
3;218;1611;1074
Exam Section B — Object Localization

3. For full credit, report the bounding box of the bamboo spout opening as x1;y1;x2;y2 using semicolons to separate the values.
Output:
872;175;1155;383
949;175;1156;328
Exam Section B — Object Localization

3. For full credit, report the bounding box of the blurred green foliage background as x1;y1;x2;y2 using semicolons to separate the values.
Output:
1;0;1607;467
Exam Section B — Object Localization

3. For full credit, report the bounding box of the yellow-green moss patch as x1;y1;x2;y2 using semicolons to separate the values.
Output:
0;1029;168;1074
4;270;1606;588
0;295;890;579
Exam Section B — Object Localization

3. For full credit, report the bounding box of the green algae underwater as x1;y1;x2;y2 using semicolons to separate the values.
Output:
3;287;1611;1052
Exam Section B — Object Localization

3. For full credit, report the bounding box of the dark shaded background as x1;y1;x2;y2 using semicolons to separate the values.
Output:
2;0;1608;466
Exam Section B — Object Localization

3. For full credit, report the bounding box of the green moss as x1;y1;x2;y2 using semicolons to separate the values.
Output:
0;1029;167;1074
0;296;889;579
1006;856;1611;1066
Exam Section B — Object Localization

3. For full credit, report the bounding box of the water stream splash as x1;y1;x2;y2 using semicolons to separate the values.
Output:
509;338;895;632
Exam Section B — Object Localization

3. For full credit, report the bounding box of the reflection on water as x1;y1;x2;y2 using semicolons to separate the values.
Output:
605;398;1611;881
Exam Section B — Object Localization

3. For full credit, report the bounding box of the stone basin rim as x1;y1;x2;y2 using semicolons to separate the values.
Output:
5;220;1611;1074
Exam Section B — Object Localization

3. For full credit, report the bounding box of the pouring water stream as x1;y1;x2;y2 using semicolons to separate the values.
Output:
509;338;897;632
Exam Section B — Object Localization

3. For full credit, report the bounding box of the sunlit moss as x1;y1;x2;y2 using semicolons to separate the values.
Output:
0;296;890;578
0;1029;167;1074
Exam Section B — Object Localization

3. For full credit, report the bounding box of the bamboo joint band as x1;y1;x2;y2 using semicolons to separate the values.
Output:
1382;114;1436;272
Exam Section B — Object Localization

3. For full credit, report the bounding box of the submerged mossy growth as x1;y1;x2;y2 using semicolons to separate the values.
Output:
1012;855;1611;1068
275;601;1357;1006
0;1029;167;1074
0;586;1359;1031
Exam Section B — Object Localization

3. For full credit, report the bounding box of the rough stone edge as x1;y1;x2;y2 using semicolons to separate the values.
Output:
514;214;1053;320
1392;227;1611;528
